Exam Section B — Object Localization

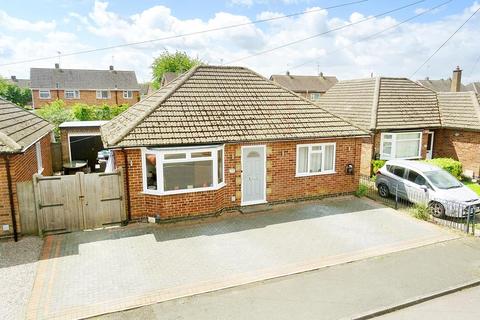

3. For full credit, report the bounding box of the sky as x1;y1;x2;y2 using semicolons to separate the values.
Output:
0;0;479;83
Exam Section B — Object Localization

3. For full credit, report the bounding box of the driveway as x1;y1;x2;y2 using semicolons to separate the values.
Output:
25;196;458;319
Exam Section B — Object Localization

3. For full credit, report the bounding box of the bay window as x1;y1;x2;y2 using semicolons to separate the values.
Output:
296;143;336;176
380;132;422;160
142;146;225;195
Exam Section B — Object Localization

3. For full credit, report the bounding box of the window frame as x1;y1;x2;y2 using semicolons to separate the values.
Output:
309;92;322;101
295;142;336;177
141;145;225;196
39;90;51;99
123;90;133;99
96;90;111;99
380;132;422;160
35;142;43;174
64;89;80;100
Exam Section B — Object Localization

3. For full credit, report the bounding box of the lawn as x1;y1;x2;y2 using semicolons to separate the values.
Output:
465;181;480;196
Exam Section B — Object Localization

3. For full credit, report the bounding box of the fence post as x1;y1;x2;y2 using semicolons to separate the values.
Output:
395;184;398;210
466;205;471;234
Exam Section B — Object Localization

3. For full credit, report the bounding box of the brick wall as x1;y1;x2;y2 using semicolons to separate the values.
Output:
433;129;480;177
0;133;53;237
32;89;140;108
114;137;364;220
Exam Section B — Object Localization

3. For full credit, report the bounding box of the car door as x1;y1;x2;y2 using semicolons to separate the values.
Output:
404;169;429;204
386;165;408;199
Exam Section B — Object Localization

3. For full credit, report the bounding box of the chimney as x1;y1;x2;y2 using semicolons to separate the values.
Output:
319;72;324;78
286;70;290;76
55;63;60;69
109;65;114;71
425;76;429;81
451;66;462;92
10;75;17;82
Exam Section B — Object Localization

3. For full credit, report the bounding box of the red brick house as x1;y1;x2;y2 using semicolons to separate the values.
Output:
30;64;140;109
270;72;338;102
101;65;369;221
0;98;53;240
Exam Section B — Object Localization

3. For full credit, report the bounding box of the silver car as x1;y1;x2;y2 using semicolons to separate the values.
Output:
375;160;480;218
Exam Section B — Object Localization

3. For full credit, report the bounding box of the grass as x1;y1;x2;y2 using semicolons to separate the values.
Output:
464;181;480;196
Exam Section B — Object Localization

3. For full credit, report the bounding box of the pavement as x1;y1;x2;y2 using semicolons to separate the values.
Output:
376;284;480;320
0;236;43;320
95;237;480;320
25;196;460;319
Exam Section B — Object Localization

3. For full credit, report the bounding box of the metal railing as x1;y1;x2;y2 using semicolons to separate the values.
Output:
359;176;477;235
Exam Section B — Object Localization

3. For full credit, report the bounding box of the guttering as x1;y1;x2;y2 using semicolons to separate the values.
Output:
3;155;18;242
122;148;131;221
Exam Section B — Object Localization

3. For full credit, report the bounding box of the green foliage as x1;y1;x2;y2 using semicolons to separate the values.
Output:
355;184;368;197
35;100;74;138
151;50;202;89
422;158;463;180
71;103;128;121
412;203;430;221
0;78;32;107
371;160;387;176
464;181;480;196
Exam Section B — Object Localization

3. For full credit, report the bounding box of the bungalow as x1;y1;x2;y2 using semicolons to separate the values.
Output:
318;77;441;176
0;98;53;240
270;72;338;101
30;64;140;109
101;65;369;220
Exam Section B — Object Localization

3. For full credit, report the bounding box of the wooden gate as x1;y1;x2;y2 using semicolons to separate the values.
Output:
21;168;126;235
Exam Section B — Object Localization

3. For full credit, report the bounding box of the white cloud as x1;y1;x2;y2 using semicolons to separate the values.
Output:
1;1;480;84
0;10;56;32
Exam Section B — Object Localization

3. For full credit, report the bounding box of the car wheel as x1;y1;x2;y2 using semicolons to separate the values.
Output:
378;184;389;198
429;201;445;218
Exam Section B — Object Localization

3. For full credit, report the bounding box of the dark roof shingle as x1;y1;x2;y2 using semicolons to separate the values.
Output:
101;66;367;148
270;74;338;93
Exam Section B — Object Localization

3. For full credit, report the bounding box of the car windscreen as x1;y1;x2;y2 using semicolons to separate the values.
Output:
424;170;462;189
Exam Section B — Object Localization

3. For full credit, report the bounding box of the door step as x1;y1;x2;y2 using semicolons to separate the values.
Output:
240;204;272;214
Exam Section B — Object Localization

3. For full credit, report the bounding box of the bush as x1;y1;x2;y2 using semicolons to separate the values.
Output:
355;184;368;197
423;158;463;180
72;103;128;121
371;160;387;176
412;203;430;221
35;100;74;138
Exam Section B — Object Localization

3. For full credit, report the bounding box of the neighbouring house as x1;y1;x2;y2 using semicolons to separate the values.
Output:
4;75;31;89
465;82;480;94
160;72;179;87
101;65;369;220
317;77;441;176
417;66;480;94
0;97;53;240
269;72;338;101
434;91;480;177
59;121;108;173
139;82;154;98
30;64;140;109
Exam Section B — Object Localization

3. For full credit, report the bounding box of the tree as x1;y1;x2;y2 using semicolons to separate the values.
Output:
151;51;202;89
35;100;75;138
0;78;32;107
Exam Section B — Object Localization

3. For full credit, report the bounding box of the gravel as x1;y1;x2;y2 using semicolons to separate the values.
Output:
0;236;43;320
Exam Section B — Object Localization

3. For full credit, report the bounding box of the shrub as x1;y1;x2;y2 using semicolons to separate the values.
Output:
423;158;463;180
355;184;368;197
35;100;74;138
371;160;387;176
412;203;430;221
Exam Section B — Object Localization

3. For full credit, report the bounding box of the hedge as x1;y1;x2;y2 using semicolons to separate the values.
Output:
371;160;387;175
422;158;463;180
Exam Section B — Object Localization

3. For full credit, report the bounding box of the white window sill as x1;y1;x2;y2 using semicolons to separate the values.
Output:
296;171;336;177
142;182;226;196
39;97;51;100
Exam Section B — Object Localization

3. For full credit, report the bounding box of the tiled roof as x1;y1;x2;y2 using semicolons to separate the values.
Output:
318;77;441;131
437;92;480;131
4;78;30;89
101;65;368;148
30;67;140;90
465;82;480;94
0;98;53;153
417;79;468;92
270;74;338;93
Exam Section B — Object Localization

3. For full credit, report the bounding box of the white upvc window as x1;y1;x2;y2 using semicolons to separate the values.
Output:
64;90;80;99
142;145;225;195
310;92;322;101
35;142;43;174
96;90;110;99
380;132;422;160
39;90;51;99
296;142;336;176
123;90;133;99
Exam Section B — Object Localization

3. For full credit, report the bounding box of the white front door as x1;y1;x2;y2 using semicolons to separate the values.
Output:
426;132;434;160
241;145;266;206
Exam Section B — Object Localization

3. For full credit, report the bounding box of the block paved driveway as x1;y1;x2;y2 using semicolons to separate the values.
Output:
26;196;458;320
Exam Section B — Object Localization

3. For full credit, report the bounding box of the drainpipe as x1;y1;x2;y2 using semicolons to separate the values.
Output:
122;149;131;221
4;155;18;242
